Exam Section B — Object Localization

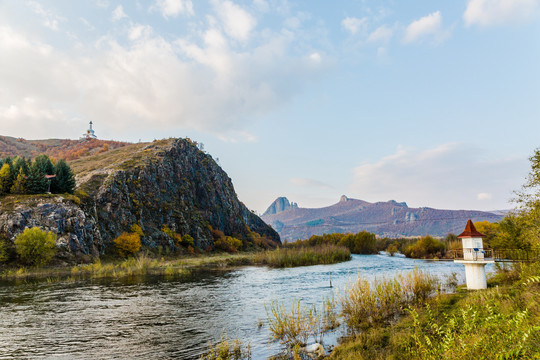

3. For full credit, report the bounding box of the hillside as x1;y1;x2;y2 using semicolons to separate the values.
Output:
0;135;129;160
0;138;279;260
261;195;503;240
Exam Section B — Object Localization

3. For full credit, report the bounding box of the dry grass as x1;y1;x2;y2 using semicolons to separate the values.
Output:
340;268;438;332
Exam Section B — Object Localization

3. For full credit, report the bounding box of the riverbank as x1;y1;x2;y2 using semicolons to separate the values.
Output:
0;244;351;282
326;262;540;360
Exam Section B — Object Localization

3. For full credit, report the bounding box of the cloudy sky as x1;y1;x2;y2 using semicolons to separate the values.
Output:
1;0;539;213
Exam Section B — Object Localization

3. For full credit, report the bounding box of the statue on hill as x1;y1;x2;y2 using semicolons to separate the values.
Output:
80;121;97;141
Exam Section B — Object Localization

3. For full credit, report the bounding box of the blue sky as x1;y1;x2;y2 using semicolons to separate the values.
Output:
1;0;539;213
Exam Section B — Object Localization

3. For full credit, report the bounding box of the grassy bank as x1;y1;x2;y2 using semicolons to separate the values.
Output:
327;263;540;360
0;245;351;282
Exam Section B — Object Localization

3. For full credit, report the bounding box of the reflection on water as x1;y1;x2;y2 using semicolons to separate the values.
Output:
0;255;489;359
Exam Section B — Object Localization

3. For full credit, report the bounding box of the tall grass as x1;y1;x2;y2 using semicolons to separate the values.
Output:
199;334;251;360
254;244;351;268
340;268;438;332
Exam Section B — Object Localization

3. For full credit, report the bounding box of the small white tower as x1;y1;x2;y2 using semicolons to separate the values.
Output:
454;219;494;290
81;121;97;140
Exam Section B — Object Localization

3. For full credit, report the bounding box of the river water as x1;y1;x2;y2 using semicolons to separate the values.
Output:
0;255;491;359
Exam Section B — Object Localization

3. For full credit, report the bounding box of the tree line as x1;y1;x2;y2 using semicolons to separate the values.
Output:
0;155;75;195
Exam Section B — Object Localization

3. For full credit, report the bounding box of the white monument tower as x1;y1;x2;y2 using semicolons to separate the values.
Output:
454;219;494;290
81;121;97;140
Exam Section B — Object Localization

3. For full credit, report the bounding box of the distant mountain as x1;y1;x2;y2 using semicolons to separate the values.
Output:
263;196;298;216
261;196;503;240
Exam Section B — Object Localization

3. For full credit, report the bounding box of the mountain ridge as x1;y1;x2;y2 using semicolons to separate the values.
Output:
262;196;503;240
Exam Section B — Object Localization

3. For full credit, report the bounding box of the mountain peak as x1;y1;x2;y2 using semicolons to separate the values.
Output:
339;195;349;202
263;196;296;216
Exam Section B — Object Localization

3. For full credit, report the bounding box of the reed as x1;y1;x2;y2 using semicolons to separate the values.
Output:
340;268;437;332
253;244;351;268
199;334;251;360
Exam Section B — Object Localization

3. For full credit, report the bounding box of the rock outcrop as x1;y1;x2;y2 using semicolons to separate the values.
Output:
263;197;293;216
0;138;280;260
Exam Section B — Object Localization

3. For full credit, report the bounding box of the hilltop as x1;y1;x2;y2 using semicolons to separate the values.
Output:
0;137;279;260
261;196;503;240
0;135;129;160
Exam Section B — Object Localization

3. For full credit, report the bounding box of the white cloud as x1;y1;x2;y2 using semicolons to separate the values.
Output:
350;143;527;210
26;1;65;31
367;25;393;43
0;23;322;140
463;0;540;26
290;178;333;189
213;0;257;42
112;5;128;21
341;16;368;35
477;193;493;200
153;0;194;18
403;11;449;44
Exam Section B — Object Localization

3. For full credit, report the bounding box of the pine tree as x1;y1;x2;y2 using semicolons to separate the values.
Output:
51;159;75;194
10;168;28;194
0;163;13;195
33;155;54;175
27;162;48;194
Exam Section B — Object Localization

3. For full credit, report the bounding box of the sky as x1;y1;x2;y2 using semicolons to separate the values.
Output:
0;0;539;214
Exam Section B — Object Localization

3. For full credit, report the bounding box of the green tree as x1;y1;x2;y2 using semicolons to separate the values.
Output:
33;155;55;175
0;163;13;195
27;161;48;194
51;159;75;194
11;157;29;178
14;227;57;266
0;238;9;263
10;168;28;194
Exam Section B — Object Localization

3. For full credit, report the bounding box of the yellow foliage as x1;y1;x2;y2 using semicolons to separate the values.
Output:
114;232;141;257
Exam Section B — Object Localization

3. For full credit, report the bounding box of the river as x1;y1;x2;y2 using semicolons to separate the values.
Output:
0;254;490;359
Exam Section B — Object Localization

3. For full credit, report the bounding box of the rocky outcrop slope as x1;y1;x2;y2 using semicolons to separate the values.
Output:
0;138;279;260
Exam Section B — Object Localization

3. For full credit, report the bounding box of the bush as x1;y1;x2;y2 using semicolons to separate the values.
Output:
214;236;243;253
0;238;9;263
14;227;57;266
403;236;445;259
114;232;141;257
181;234;194;247
130;224;144;237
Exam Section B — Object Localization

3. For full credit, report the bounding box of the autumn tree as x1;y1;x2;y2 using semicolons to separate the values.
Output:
0;163;13;195
10;168;28;194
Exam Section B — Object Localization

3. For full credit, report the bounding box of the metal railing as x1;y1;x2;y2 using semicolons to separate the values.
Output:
451;248;540;262
451;248;494;261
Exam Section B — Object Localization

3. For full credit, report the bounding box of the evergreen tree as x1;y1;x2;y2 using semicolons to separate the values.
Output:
0;163;13;195
10;168;28;194
51;159;75;194
12;157;29;178
33;155;54;175
27;162;48;194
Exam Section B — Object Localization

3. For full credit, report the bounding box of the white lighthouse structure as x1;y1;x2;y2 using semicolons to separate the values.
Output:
81;121;97;140
454;219;494;290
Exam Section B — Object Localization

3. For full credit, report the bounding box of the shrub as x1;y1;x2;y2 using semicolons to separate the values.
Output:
403;236;445;259
130;224;144;237
214;236;243;253
114;232;141;257
181;234;194;247
0;238;9;263
14;227;57;266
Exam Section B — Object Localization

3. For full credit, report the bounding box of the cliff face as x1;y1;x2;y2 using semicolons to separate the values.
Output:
82;138;279;250
0;195;102;260
0;138;279;260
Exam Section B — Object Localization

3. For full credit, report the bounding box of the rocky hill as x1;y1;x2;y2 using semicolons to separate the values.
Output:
261;196;503;241
0;138;279;261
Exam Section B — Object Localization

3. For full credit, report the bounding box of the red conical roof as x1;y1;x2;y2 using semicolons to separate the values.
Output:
458;219;485;238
